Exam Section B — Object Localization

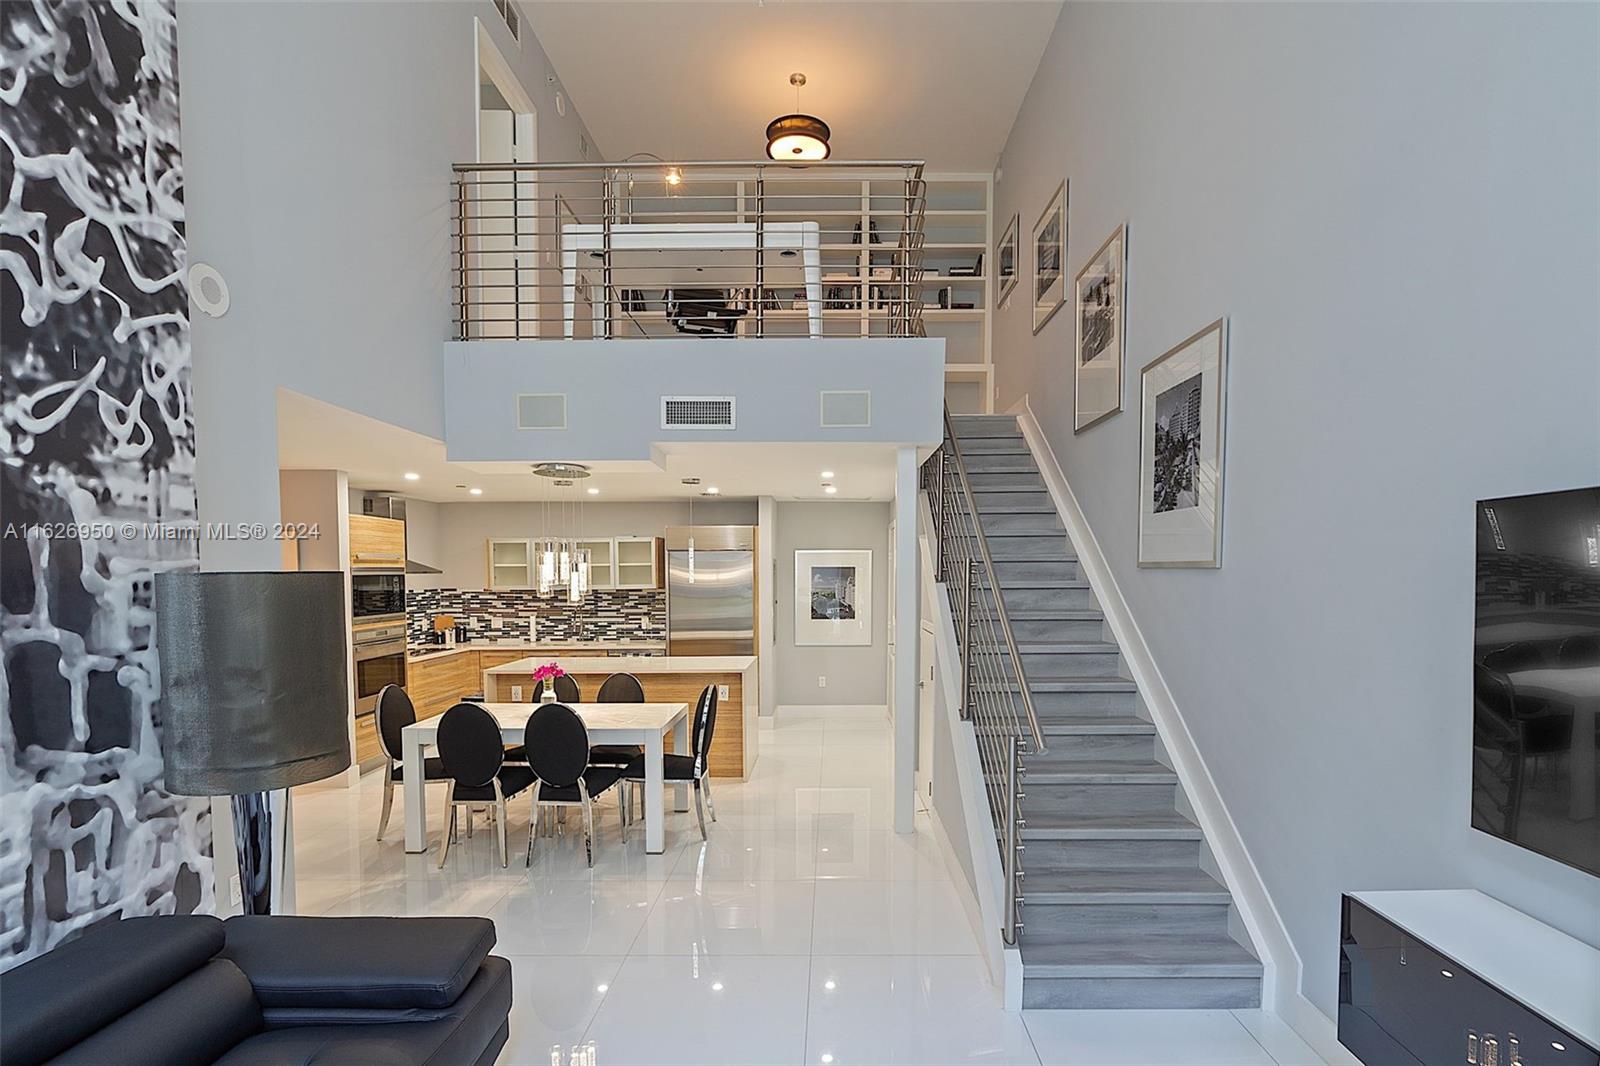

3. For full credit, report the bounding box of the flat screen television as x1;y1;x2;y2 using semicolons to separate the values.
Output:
1472;486;1600;876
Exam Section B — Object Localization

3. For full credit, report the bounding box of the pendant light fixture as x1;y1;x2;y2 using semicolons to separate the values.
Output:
681;478;699;583
532;463;593;602
766;73;831;161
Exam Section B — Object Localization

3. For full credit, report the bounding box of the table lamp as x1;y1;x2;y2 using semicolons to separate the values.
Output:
155;570;351;914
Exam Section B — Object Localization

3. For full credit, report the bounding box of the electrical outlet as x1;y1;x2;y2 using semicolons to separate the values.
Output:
717;684;730;701
818;676;827;688
229;874;242;908
511;685;524;702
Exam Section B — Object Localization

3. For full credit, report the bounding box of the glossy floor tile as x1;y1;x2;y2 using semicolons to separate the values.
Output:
291;710;1324;1066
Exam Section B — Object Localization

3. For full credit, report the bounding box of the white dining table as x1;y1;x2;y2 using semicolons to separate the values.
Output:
1508;666;1600;821
402;701;690;854
561;220;823;338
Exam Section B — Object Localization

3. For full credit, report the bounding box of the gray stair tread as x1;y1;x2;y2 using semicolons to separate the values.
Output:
993;577;1091;588
1009;641;1119;653
1039;716;1154;735
1027;761;1178;784
1022;812;1200;840
991;608;1103;620
1020;934;1262;978
1025;866;1226;899
979;677;1137;692
972;501;1058;513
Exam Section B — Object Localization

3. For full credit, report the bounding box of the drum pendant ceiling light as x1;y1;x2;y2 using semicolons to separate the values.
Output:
766;73;831;160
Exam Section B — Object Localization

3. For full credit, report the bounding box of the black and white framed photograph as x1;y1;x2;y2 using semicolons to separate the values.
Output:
794;550;873;646
1073;224;1127;431
1031;182;1067;333
996;213;1019;306
1138;319;1228;567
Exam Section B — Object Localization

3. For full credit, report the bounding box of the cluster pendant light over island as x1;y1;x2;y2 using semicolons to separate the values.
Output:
532;462;592;603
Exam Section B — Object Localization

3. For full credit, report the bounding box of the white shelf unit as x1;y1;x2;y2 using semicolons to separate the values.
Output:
617;173;995;412
576;538;615;590
487;538;534;590
614;536;660;589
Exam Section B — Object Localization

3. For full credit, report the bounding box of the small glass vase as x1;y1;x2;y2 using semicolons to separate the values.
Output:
540;688;558;704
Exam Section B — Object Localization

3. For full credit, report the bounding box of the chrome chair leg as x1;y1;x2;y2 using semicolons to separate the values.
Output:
376;762;395;841
437;782;457;869
616;786;628;841
579;780;596;868
701;774;717;823
525;782;543;867
693;780;708;840
495;801;508;868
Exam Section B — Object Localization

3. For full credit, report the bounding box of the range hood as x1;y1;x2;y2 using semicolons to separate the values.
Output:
405;557;442;575
354;491;442;575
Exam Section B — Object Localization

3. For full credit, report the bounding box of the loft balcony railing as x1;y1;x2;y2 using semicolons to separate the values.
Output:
450;160;927;341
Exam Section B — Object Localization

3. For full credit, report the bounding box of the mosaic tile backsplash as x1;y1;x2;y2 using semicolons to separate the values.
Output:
406;587;666;647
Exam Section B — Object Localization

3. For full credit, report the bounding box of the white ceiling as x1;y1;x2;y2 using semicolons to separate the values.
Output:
523;1;1063;172
276;391;898;503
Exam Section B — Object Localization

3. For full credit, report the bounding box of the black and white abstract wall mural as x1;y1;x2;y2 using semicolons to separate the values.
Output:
1;0;212;970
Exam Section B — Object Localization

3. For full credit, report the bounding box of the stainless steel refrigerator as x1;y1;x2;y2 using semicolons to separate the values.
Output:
665;525;756;656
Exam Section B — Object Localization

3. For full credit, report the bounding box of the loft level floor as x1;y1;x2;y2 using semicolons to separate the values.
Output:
291;712;1325;1065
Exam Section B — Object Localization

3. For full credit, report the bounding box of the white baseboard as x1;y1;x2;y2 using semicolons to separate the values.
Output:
772;703;889;719
1280;991;1362;1066
1010;396;1304;1022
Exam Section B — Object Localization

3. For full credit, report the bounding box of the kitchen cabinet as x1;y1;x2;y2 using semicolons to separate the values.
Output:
577;538;615;589
353;710;383;764
615;536;663;589
405;650;483;719
487;538;533;589
349;515;406;570
476;649;531;671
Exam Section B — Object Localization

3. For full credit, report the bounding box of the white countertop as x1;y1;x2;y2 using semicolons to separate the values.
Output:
486;654;757;674
407;640;667;664
1351;889;1600;1048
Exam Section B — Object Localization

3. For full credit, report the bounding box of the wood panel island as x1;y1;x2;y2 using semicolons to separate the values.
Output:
484;656;759;779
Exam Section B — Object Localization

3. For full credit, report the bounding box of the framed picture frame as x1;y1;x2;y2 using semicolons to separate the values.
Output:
793;550;872;646
1138;318;1228;568
996;213;1019;306
1073;224;1128;432
1031;181;1067;333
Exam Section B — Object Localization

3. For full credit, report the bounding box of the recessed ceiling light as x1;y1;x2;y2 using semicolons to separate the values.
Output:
823;484;838;495
821;1055;834;1065
468;487;483;496
587;486;600;495
823;979;836;991
1552;1042;1567;1052
403;471;420;481
595;983;608;993
703;486;720;495
820;470;835;479
1440;970;1454;979
710;981;724;992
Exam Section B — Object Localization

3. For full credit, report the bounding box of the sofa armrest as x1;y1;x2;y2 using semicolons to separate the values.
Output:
221;916;496;1010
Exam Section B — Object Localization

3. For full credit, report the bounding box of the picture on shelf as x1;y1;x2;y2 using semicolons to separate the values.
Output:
1032;182;1067;332
809;566;857;621
1138;319;1228;567
1152;372;1203;513
1073;225;1127;431
997;213;1019;305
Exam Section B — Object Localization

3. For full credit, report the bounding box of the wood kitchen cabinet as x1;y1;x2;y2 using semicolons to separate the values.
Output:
404;650;482;720
349;515;406;570
353;708;383;764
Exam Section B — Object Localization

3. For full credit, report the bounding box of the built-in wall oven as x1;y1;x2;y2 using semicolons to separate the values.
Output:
351;570;405;624
353;623;407;719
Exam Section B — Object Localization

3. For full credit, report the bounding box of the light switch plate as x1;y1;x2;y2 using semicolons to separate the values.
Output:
818;676;827;688
511;685;524;701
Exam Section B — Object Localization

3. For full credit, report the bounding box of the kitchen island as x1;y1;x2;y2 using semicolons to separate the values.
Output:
485;655;758;779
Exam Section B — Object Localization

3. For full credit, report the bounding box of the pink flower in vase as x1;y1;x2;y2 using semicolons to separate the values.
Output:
531;662;565;684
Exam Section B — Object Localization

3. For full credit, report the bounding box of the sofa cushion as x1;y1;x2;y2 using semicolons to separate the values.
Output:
222;916;496;1010
214;957;512;1066
46;958;262;1066
0;915;226;1066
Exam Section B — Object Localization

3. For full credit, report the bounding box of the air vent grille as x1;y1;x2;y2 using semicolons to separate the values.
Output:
517;393;567;429
661;396;736;429
820;390;871;428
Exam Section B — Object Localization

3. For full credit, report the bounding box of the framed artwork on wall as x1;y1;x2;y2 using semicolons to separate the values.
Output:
1073;224;1128;432
1031;181;1067;333
1138;319;1228;568
794;550;873;646
996;213;1019;306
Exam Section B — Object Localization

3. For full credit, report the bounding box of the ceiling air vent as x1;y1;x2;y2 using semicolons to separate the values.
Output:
492;0;521;43
820;390;871;428
517;393;566;430
661;396;736;430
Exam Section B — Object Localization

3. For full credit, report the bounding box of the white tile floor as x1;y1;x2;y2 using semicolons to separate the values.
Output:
291;711;1325;1066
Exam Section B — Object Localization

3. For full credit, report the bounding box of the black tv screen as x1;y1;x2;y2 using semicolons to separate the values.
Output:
1472;486;1600;876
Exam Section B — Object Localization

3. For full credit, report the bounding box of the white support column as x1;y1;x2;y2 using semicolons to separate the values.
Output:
757;496;778;718
893;445;919;833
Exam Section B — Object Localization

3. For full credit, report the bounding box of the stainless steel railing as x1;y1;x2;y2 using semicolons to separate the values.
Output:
923;408;1044;946
450;160;928;341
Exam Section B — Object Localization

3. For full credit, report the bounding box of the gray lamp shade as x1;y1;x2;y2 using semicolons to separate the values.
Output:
155;570;351;795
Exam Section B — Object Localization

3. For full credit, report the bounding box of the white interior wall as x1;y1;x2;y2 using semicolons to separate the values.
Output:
992;0;1600;1019
773;501;892;708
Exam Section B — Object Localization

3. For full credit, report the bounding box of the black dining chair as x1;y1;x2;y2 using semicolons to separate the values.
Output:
621;683;719;839
523;703;625;867
532;675;581;703
375;684;450;842
434;702;537;868
589;673;647;771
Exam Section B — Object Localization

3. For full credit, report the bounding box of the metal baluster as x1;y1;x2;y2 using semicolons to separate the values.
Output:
600;170;614;339
754;170;765;338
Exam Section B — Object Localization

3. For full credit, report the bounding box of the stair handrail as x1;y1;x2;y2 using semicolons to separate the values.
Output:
938;407;1046;755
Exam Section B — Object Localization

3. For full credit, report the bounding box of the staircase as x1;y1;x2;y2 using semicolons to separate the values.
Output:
948;413;1262;1010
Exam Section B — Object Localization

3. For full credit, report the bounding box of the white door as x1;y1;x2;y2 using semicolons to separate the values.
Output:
917;621;935;804
473;109;536;337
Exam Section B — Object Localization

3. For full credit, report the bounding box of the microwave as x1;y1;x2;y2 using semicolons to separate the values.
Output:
351;570;405;623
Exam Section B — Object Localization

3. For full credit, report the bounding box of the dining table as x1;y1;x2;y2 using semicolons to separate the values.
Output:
401;701;690;854
1507;665;1600;821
